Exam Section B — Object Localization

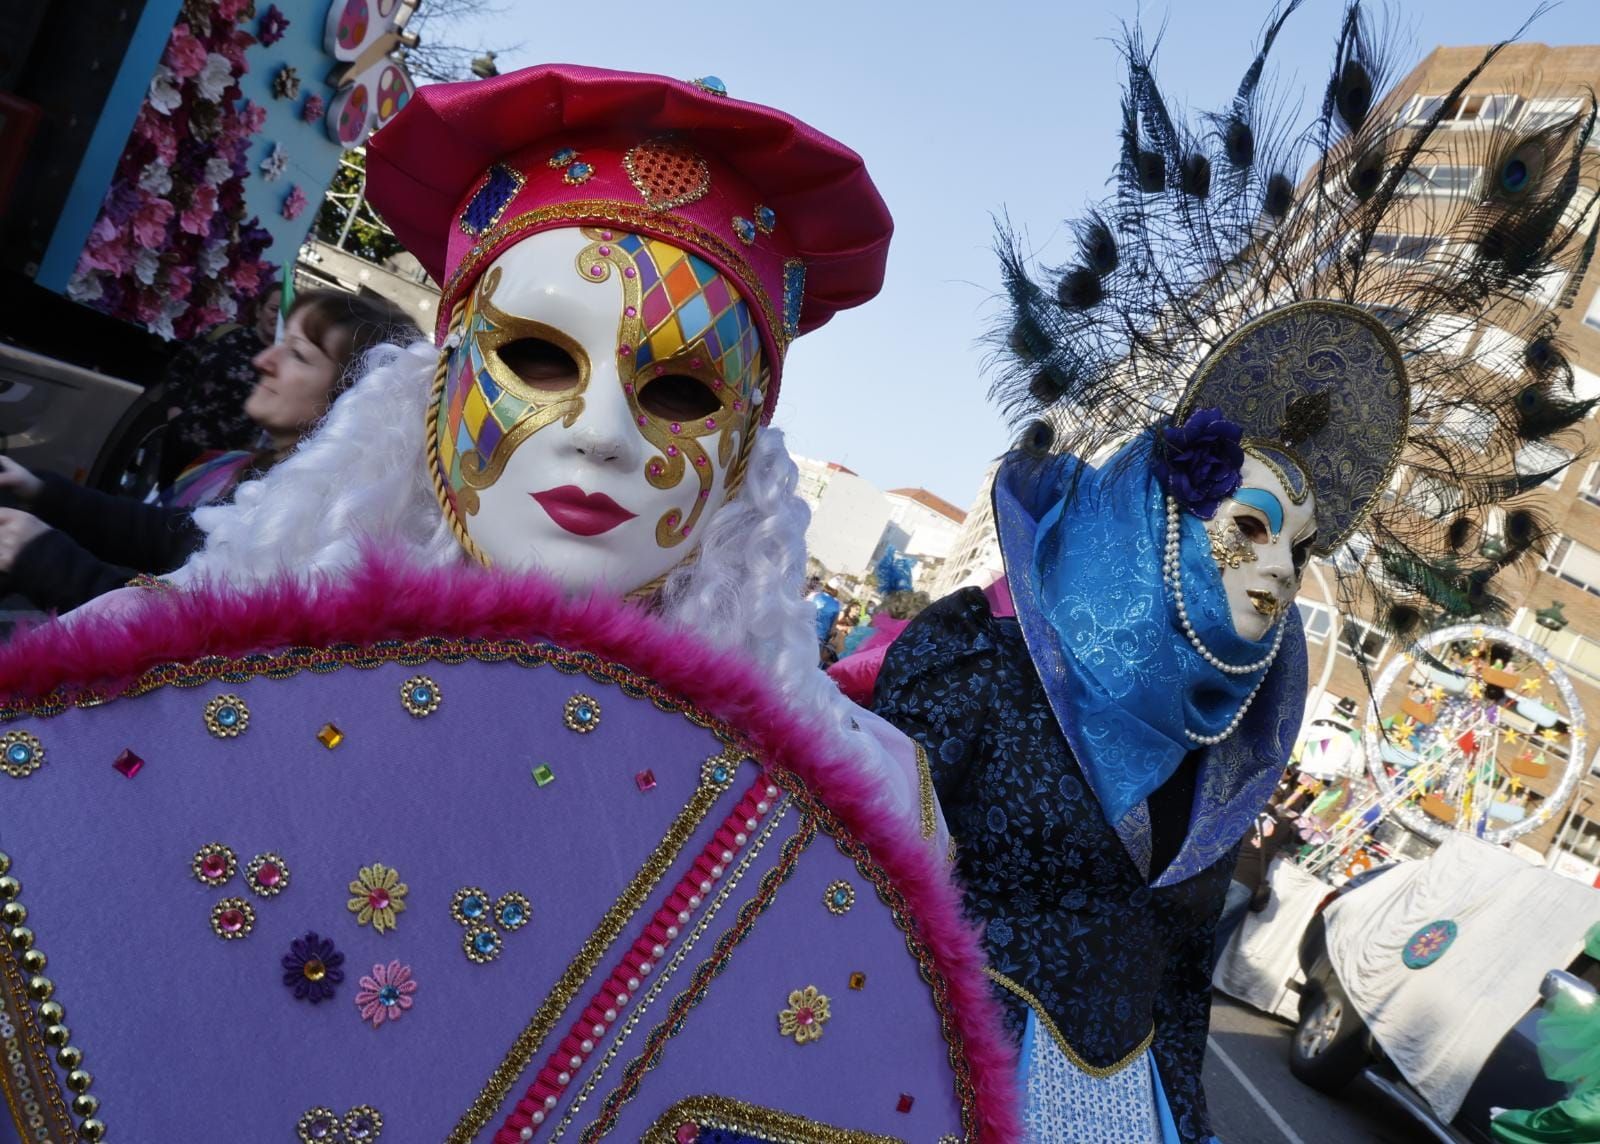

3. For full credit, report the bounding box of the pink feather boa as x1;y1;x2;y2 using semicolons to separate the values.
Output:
0;557;1020;1137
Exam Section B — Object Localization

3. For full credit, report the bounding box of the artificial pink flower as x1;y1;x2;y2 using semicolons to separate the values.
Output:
130;197;175;248
163;24;208;78
163;264;195;301
281;183;308;221
301;93;325;123
79;230;133;276
354;960;417;1028
132;289;162;324
230;259;263;292
180;183;219;236
216;0;253;21
191;303;228;329
236;100;268;135
134;108;180;164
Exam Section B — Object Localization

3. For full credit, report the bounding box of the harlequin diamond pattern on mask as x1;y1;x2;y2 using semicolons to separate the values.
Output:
437;295;534;496
620;233;761;401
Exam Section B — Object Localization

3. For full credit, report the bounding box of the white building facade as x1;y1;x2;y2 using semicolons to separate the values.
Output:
928;460;1004;596
792;456;893;579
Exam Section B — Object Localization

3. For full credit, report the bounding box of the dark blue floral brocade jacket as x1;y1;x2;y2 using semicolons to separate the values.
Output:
873;587;1235;1144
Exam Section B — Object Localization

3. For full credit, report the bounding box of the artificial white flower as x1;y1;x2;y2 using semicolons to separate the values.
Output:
133;247;161;286
148;66;183;115
66;270;104;304
195;52;233;103
138;160;173;195
204;156;233;186
215;292;238;320
259;144;288;182
199;240;230;276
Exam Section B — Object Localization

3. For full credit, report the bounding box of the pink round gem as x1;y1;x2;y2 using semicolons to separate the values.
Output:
732;400;743;410
690;358;702;369
624;267;636;278
256;863;281;888
589;266;604;277
368;888;391;911
698;489;710;499
666;446;678;457
694;456;707;468
625;306;637;317
712;378;724;389
676;1123;699;1144
597;245;611;256
619;344;632;356
704;418;716;429
649;463;663;476
220;908;245;933
681;525;692;536
797;1008;814;1025
637;415;648;426
655;365;665;375
201;855;227;879
624;383;635;394
600;230;613;240
669;422;681;434
667;513;679;525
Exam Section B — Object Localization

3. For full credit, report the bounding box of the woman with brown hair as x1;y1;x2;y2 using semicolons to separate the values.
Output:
0;289;420;613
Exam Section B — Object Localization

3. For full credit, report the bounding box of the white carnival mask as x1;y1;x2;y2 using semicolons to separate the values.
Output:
429;227;767;595
1204;453;1318;641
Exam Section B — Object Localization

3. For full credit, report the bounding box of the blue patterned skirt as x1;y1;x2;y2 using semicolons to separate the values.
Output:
1020;1011;1182;1143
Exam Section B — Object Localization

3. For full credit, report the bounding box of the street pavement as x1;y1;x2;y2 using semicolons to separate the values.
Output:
1206;993;1439;1144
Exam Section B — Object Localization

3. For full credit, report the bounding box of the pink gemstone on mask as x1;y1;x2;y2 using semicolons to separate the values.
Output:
625;306;637;317
732;400;743;410
704;418;716;429
637;415;647;425
669;422;681;434
690;359;702;369
694;457;707;468
624;267;636;278
649;463;662;476
666;446;678;457
681;525;691;536
625;383;635;393
619;344;632;356
600;230;613;240
590;266;604;277
597;245;611;255
698;489;709;498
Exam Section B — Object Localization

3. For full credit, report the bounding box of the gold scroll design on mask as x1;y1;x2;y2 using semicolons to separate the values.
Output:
574;229;764;550
453;265;592;513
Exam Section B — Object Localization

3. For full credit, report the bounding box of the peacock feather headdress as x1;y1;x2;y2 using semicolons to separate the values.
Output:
993;0;1600;646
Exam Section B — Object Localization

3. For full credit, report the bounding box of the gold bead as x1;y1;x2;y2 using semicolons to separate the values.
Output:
66;1069;92;1093
26;974;53;1001
71;1093;98;1118
80;1119;106;1141
7;925;32;951
38;1001;63;1024
0;851;10;875
0;876;19;900
21;949;45;974
43;1023;69;1047
1;901;25;926
56;1045;82;1069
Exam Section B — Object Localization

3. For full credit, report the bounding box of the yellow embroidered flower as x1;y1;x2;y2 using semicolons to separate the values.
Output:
777;985;830;1045
348;863;408;933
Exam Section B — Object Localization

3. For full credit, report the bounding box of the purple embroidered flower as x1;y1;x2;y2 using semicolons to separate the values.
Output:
1153;407;1245;519
282;931;345;1003
281;184;308;221
258;4;291;46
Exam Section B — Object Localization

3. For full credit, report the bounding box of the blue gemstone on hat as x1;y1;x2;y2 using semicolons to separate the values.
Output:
564;161;593;185
550;146;578;166
693;76;728;96
575;705;593;724
474;931;499;955
755;205;776;233
782;260;807;339
217;706;239;727
411;685;432;704
732;216;756;245
6;744;31;765
462;894;486;919
500;901;526;927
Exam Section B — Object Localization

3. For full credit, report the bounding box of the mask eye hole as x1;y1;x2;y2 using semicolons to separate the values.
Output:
1292;535;1316;573
497;338;581;392
638;373;721;421
1234;514;1269;544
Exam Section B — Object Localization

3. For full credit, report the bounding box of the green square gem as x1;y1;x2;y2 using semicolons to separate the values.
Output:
532;764;555;787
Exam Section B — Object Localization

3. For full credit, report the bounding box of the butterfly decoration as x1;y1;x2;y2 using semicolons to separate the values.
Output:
321;0;416;148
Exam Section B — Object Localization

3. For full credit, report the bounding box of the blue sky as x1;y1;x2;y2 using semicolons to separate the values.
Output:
424;0;1596;510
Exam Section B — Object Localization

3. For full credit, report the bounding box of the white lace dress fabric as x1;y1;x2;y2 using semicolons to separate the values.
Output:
1021;1010;1162;1143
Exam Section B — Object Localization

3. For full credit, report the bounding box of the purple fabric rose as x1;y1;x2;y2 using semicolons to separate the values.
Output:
1153;407;1245;519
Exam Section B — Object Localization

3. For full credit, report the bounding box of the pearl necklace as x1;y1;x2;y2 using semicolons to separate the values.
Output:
1163;494;1285;745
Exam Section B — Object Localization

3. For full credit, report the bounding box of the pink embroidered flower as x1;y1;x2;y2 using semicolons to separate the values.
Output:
163;25;208;78
355;960;417;1028
301;93;325;123
130;197;174;248
282;184;308;221
258;4;291;46
179;183;219;236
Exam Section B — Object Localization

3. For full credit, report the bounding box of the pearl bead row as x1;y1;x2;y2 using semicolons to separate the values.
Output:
541;798;791;1141
1163;494;1284;746
1164;495;1284;675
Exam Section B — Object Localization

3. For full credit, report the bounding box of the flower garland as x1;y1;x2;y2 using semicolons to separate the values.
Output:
67;0;277;341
